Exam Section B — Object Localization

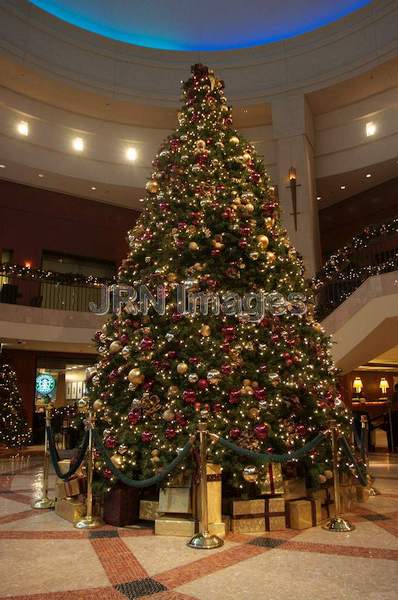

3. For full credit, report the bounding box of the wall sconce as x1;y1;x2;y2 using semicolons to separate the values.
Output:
24;261;32;269
379;377;389;395
353;376;363;395
286;166;301;231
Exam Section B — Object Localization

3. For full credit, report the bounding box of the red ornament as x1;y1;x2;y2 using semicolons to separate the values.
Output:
108;369;119;382
104;435;117;449
229;390;241;404
198;379;209;391
254;423;269;440
128;410;140;425
183;390;196;404
103;468;113;480
119;334;129;345
140;337;154;350
254;388;267;401
141;431;153;443
159;202;170;211
211;248;221;256
165;427;177;439
229;428;241;440
285;359;293;367
221;364;232;375
213;403;222;413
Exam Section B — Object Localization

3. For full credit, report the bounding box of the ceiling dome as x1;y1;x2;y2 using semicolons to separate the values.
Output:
30;0;371;51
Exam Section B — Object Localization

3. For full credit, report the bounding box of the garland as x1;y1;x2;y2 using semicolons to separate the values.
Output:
47;426;89;480
214;431;327;463
93;429;193;488
0;263;113;287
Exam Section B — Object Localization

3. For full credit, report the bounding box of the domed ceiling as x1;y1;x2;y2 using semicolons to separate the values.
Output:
30;0;371;51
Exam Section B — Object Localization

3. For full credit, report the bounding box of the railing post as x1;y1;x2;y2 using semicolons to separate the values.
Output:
323;420;355;532
75;410;103;529
188;411;223;549
361;415;380;496
32;405;55;510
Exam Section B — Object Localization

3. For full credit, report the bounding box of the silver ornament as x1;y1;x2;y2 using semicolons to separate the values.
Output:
188;373;199;383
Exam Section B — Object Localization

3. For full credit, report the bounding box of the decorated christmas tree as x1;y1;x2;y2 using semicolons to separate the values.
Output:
89;64;351;491
0;363;31;448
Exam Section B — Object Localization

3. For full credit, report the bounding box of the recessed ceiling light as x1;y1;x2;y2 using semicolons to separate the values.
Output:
316;195;321;200
91;186;96;190
72;137;84;152
126;147;137;161
17;120;29;136
0;164;5;169
340;185;346;190
38;173;44;178
366;121;376;137
365;173;372;178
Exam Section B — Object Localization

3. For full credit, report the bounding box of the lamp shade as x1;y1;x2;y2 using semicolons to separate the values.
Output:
380;377;389;394
353;376;363;393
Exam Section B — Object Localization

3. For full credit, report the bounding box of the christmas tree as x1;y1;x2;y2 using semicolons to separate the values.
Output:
89;64;351;491
0;363;31;448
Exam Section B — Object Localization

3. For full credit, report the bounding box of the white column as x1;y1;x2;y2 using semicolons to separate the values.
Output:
271;94;320;277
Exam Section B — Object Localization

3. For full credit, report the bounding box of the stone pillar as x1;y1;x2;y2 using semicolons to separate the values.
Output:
272;94;320;277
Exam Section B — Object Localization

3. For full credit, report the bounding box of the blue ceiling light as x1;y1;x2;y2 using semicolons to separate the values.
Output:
29;0;372;52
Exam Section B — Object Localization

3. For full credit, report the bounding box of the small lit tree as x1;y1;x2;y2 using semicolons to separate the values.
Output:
0;363;31;447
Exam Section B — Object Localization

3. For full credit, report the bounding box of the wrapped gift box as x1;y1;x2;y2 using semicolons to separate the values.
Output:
55;479;67;500
159;486;191;514
264;497;287;531
155;516;196;537
55;498;86;523
103;482;140;527
286;498;322;529
259;463;284;496
230;499;265;533
208;517;230;538
139;500;159;521
283;478;307;500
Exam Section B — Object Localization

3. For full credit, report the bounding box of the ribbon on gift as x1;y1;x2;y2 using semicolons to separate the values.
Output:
207;473;222;482
264;498;287;530
285;497;318;528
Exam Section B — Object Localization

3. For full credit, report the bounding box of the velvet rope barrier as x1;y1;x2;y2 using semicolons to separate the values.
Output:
212;431;328;463
47;426;90;480
93;429;194;488
339;435;368;487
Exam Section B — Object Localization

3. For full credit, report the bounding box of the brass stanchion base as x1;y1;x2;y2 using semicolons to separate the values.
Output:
32;497;55;510
74;515;104;529
323;516;355;532
187;532;224;549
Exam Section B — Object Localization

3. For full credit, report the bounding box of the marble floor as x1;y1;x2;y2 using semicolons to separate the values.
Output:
0;454;398;600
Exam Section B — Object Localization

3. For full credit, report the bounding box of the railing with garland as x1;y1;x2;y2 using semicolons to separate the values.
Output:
313;217;398;319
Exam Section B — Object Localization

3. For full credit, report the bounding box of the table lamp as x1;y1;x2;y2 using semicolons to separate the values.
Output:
379;377;389;396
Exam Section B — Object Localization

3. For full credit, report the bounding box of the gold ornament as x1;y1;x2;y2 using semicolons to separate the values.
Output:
200;324;211;337
196;139;206;151
168;385;179;396
249;407;260;419
111;454;124;468
128;368;144;385
94;461;103;471
257;235;269;249
242;465;258;483
77;397;88;412
243;152;251;163
146;180;159;194
229;135;240;145
266;252;276;264
265;217;275;229
162;409;175;422
109;341;121;354
93;399;103;412
188;241;199;251
324;469;333;480
167;272;178;282
177;362;188;375
244;203;254;213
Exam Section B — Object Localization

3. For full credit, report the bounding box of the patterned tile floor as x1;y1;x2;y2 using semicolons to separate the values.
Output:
0;454;398;599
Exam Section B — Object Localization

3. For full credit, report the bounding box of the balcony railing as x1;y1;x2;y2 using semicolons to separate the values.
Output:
314;217;398;319
0;264;113;313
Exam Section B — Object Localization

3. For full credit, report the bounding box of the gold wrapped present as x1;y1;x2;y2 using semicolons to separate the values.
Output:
283;478;307;500
264;497;287;531
208;521;228;538
55;498;86;523
159;487;191;514
230;499;265;533
286;498;322;529
259;463;284;495
55;479;67;500
155;516;196;537
57;460;71;475
139;500;159;521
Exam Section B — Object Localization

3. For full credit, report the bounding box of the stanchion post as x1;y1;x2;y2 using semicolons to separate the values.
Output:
75;410;103;529
361;415;380;496
32;405;55;509
188;411;224;549
323;420;355;532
